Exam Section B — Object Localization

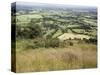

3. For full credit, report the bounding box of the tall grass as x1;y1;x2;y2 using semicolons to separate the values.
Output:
16;44;97;72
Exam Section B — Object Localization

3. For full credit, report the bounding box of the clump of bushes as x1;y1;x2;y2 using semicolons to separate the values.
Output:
45;38;59;48
88;38;97;44
17;38;75;50
27;38;74;49
82;37;97;44
25;38;46;49
17;37;97;50
69;42;74;46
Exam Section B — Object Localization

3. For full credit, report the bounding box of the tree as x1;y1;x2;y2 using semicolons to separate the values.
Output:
28;19;43;38
16;18;43;39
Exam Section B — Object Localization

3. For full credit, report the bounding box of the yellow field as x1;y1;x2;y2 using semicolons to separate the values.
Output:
58;33;90;41
16;44;97;73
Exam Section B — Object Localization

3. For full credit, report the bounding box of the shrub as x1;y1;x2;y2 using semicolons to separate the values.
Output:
69;42;73;46
50;39;59;48
88;38;97;44
45;38;59;48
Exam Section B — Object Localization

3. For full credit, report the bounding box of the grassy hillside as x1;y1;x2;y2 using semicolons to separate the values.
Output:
11;4;97;72
16;44;97;72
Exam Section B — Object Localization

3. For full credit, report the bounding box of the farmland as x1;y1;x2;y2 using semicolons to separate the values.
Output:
11;2;97;72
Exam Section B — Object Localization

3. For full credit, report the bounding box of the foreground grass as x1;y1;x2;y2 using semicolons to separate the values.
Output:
16;44;97;72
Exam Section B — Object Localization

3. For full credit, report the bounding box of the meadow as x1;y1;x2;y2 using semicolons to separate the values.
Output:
16;43;97;72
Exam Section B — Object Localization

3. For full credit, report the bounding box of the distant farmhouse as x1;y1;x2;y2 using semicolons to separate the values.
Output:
58;33;90;41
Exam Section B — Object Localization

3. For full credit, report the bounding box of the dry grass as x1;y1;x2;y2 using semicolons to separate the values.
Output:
15;44;97;73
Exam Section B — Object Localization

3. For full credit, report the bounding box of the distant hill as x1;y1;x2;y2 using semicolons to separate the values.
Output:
11;2;97;13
